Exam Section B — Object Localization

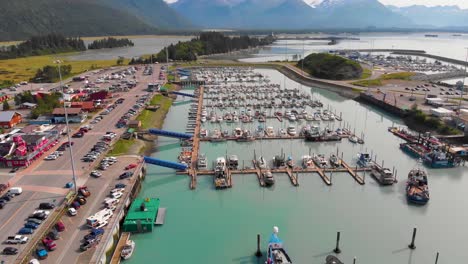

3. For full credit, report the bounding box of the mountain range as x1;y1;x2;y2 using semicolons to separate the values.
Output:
2;0;468;41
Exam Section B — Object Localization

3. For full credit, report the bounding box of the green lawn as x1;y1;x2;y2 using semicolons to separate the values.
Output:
137;94;172;129
351;72;415;87
108;139;135;156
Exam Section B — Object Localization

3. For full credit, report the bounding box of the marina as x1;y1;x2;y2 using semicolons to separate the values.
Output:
129;67;468;264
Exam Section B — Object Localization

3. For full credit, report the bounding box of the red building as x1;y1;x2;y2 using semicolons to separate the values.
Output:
0;111;22;128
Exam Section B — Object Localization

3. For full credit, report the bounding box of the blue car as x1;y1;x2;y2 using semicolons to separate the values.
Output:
25;222;39;229
18;227;34;234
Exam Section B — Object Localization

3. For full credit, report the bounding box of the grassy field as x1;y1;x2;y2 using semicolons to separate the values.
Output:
108;139;136;156
351;71;415;87
137;94;172;129
0;54;125;84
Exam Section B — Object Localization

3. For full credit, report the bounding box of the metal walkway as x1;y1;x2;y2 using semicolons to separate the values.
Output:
144;157;188;170
148;128;193;139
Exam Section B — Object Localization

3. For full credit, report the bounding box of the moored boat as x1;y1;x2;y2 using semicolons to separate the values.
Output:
406;168;429;205
263;170;275;186
266;226;292;264
121;240;135;260
370;165;395;185
329;154;341;168
197;154;207;170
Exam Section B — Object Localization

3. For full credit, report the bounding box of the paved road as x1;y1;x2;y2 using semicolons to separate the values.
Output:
0;64;164;263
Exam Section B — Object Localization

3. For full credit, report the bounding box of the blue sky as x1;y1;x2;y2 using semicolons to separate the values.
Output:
164;0;468;8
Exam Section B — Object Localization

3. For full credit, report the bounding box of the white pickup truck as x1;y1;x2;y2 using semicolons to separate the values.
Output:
5;235;28;244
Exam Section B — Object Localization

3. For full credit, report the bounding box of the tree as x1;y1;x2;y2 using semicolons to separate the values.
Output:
2;100;10;110
117;56;124;65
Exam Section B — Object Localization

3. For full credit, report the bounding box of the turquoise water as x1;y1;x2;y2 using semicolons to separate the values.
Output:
129;69;468;264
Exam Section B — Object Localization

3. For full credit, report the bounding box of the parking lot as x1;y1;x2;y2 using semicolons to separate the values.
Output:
0;64;163;263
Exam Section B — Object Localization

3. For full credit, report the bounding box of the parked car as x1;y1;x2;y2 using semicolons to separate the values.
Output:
79;186;91;197
47;229;59;240
125;163;137;170
45;155;58;160
24;222;40;229
30;213;47;220
18;227;34;235
39;202;55;209
68;207;77;216
42;237;57;251
2;247;18;255
119;171;133;180
55;221;65;232
36;247;48;260
5;235;28;244
27;218;42;225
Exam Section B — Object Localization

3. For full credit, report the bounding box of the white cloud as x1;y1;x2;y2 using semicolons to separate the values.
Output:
163;0;468;9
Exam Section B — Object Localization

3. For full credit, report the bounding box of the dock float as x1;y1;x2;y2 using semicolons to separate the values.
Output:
155;208;167;225
252;160;265;187
188;85;204;189
109;232;130;264
285;167;299;186
341;160;365;185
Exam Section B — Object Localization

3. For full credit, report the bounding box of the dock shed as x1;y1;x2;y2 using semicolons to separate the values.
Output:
122;198;160;233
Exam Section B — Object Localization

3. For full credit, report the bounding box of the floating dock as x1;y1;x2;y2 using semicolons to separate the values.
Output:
109;232;131;264
155;207;167;225
122;198;160;233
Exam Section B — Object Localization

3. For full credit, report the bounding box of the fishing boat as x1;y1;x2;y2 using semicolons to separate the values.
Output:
266;226;292;264
423;151;455;168
121;240;135;260
258;156;268;169
228;155;239;170
304;126;321;141
370;165;395;185
210;129;226;142
348;135;358;143
302;155;314;168
265;126;275;137
286;156;294;168
237;130;255;142
286;126;296;136
233;128;243;138
313;154;328;168
279;129;287;137
357;153;372;167
197;154;207;170
214;157;228;189
273;153;286;168
263;170;275;186
329;154;341;168
406;168;429;205
200;129;208;138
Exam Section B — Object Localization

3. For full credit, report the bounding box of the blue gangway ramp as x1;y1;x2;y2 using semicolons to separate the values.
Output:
148;129;193;139
171;91;195;98
144;157;188;170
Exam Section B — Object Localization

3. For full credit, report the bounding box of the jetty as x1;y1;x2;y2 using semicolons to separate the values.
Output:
109;232;131;264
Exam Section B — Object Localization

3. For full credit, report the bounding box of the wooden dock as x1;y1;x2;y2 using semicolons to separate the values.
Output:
252;160;265;187
189;86;204;189
109;232;130;264
341;160;365;185
155;208;167;225
178;161;370;188
285;166;299;186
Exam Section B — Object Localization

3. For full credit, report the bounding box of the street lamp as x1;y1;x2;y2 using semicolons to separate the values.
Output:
459;48;468;110
54;60;78;194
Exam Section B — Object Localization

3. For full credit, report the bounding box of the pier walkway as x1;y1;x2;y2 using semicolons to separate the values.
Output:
189;86;204;189
109;232;130;264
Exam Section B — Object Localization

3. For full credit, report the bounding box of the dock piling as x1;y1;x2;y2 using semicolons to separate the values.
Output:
408;227;417;249
255;234;262;257
353;257;356;264
435;252;439;264
333;231;342;254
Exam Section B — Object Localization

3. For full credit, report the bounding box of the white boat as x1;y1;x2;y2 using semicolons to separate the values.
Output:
287;126;296;136
121;240;135;260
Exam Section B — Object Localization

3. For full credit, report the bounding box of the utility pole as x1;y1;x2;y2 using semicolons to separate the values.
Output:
55;60;77;194
459;47;468;110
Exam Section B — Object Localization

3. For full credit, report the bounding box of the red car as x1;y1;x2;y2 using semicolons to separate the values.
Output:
42;237;57;251
125;164;137;170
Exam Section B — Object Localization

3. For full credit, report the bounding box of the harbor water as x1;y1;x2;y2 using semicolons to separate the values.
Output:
129;69;468;263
